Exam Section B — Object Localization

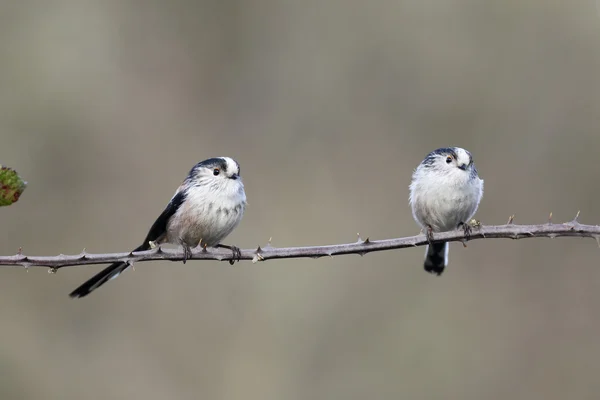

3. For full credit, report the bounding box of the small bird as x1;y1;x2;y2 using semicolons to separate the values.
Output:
409;147;483;275
70;157;247;298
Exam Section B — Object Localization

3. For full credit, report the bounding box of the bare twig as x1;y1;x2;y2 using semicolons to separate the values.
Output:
0;217;598;270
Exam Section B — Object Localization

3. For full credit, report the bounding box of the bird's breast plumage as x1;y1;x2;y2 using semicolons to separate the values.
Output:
410;166;483;232
166;182;246;248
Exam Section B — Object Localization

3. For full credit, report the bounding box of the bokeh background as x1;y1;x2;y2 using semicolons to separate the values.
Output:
1;1;600;399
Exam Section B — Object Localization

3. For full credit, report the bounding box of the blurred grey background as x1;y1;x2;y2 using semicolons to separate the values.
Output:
1;1;600;399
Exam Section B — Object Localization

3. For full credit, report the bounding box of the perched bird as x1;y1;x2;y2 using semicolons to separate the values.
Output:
409;147;483;275
70;157;247;298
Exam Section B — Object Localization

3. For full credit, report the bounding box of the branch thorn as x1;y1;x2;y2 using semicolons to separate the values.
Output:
507;215;515;225
572;210;581;224
548;212;553;224
363;237;371;244
150;245;162;254
356;233;362;242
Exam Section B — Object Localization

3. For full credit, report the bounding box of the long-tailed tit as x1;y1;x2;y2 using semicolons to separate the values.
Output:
70;157;247;298
409;147;483;275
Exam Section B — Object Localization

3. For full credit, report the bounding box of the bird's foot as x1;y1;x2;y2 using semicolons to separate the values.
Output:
458;221;472;240
182;245;192;264
217;244;241;265
426;225;434;244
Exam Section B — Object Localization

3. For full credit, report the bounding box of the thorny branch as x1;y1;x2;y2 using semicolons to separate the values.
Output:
0;214;598;271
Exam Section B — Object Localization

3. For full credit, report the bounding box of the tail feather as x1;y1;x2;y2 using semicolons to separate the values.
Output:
69;244;147;298
424;242;448;275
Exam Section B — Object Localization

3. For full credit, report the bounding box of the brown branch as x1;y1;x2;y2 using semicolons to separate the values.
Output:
1;216;599;270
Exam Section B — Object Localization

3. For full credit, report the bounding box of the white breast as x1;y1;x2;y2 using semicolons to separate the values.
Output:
167;183;246;248
410;168;483;232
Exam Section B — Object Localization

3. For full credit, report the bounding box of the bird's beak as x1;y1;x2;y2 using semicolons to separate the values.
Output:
458;164;467;171
230;174;239;180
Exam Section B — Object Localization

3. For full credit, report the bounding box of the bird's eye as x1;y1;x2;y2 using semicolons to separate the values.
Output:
446;156;453;164
213;168;220;176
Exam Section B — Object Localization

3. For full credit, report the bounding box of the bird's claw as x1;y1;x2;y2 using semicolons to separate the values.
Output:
182;245;192;264
217;244;241;265
426;225;434;244
229;245;241;265
458;222;472;240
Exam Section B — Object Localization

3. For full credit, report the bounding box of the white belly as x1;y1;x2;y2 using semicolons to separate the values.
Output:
166;186;246;248
411;176;482;232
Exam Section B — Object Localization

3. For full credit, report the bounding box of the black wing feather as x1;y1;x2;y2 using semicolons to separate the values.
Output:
141;190;187;247
69;190;187;298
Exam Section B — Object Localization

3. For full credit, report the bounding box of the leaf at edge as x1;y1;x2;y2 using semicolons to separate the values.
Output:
0;165;27;206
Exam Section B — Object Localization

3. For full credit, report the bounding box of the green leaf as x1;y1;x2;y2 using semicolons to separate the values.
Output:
0;165;27;206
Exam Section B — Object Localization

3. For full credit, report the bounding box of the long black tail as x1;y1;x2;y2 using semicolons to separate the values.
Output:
423;242;448;276
69;243;147;298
